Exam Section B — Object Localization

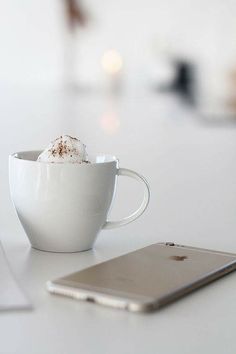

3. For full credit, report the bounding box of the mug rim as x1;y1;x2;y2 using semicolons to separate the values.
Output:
9;151;118;166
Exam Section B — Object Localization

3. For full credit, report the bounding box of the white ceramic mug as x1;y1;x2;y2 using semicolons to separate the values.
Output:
9;151;150;252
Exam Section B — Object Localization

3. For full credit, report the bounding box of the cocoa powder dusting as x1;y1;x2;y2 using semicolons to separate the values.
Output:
40;135;88;162
48;137;72;158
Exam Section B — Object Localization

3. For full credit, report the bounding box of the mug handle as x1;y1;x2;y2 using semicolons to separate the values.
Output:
103;168;150;230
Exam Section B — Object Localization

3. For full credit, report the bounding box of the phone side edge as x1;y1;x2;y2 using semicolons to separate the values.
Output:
46;281;160;313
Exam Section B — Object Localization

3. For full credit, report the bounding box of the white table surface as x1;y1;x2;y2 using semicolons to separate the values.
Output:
0;87;236;354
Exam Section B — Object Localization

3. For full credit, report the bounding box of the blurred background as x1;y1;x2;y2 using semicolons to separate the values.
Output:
2;0;236;115
1;0;236;251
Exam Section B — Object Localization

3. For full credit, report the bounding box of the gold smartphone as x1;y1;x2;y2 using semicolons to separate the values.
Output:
47;243;236;312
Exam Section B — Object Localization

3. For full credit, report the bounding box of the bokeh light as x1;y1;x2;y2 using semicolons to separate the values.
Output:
101;50;123;75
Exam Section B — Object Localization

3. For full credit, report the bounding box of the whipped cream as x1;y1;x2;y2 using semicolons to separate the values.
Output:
37;135;89;163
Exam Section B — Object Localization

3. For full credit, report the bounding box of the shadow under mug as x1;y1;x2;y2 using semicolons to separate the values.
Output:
9;152;150;252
